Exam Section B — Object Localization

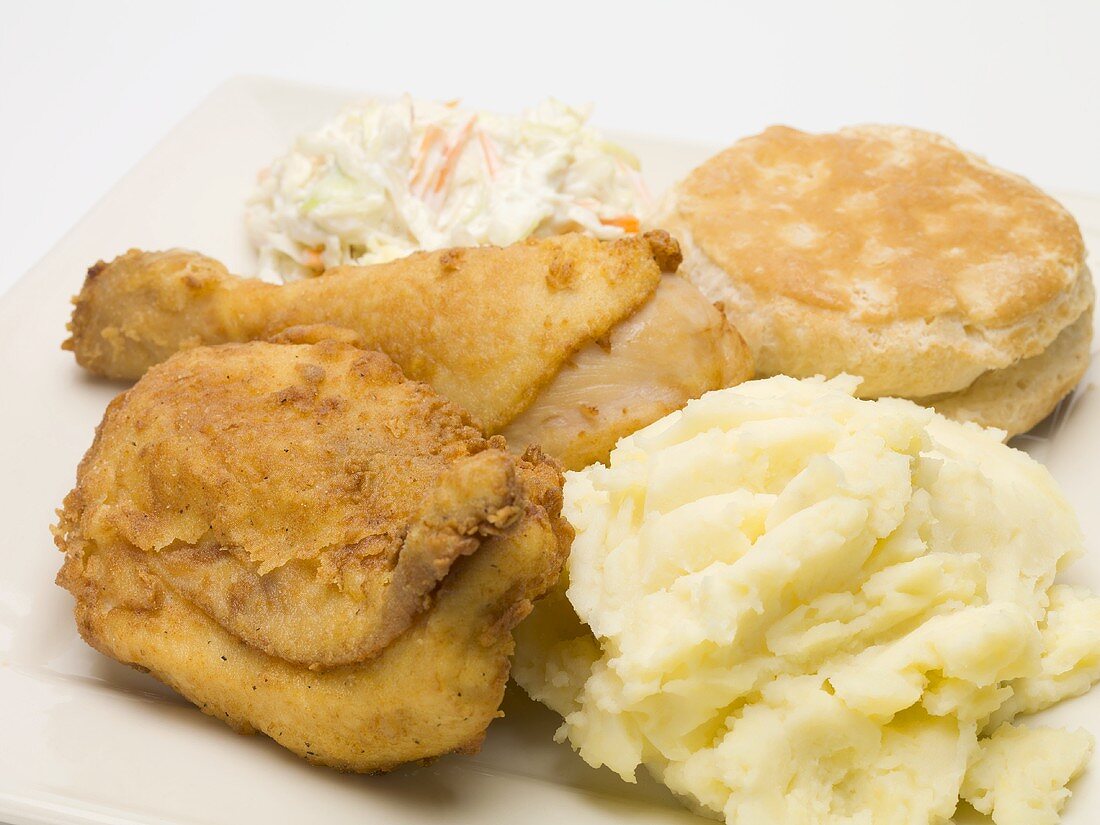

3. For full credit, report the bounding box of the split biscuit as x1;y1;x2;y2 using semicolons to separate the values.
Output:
652;125;1093;436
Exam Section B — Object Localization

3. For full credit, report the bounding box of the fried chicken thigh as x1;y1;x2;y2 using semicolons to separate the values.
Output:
53;340;571;771
64;232;752;469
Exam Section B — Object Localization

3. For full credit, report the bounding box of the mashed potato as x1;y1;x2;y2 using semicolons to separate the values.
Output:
514;376;1100;824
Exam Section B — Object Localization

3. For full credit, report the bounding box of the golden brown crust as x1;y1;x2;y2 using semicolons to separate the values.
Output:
641;228;684;273
676;125;1084;326
58;342;519;667
56;509;568;770
65;249;245;368
656;125;1092;400
65;233;674;433
54;341;571;769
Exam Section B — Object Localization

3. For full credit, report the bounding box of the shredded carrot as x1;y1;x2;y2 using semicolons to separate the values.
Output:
302;246;325;269
599;215;640;233
432;116;477;194
410;125;445;195
478;130;500;179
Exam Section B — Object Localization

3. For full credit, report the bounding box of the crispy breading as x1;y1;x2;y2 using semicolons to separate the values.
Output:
65;233;678;433
53;341;571;770
62;232;753;470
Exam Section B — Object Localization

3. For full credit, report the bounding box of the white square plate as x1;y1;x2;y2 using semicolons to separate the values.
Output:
2;76;1099;825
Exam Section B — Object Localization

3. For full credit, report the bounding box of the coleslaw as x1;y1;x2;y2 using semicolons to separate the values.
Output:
245;96;650;280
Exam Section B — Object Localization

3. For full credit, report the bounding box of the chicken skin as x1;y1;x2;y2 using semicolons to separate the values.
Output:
53;340;571;771
64;232;752;469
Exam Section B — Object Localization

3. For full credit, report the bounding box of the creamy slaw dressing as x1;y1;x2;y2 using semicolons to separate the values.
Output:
246;97;649;280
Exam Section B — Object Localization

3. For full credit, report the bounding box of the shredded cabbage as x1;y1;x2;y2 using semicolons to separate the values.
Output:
245;96;650;281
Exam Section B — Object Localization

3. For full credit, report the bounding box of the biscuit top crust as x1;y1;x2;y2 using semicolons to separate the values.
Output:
676;125;1085;326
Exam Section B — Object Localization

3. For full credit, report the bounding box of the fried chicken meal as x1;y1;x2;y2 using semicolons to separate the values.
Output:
53;340;571;771
49;102;1098;825
652;125;1094;437
63;231;752;470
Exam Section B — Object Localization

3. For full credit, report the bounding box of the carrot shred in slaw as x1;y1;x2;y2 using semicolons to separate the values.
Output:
599;215;640;233
245;96;650;282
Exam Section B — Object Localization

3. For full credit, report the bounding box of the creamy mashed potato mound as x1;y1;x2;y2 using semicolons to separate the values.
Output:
514;376;1100;825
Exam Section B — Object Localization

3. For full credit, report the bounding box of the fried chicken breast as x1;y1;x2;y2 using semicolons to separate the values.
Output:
53;340;571;771
63;232;752;469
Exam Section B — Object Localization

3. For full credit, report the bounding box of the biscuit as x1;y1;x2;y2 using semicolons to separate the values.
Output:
921;302;1093;436
652;125;1092;434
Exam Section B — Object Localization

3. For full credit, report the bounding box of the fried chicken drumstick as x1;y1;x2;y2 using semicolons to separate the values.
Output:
64;232;752;469
54;340;571;771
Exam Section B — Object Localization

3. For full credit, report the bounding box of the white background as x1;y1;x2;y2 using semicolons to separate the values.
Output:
1;0;1098;297
1;7;1099;825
